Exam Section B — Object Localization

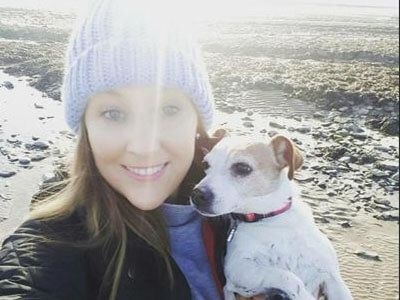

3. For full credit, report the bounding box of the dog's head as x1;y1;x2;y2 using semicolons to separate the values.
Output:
190;134;303;216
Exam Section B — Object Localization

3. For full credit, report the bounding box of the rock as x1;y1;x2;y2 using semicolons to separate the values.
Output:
391;172;399;181
327;190;337;196
241;116;253;121
18;157;31;165
339;156;351;163
0;170;16;178
318;183;327;189
374;212;399;221
375;161;399;172
31;154;48;162
339;221;352;228
269;121;286;129
295;125;312;134
34;103;44;109
42;172;59;184
358;153;377;164
354;250;381;261
32;136;40;141
371;170;390;178
351;132;368;140
374;199;391;206
344;123;365;133
325;146;348;160
243;121;254;128
32;141;50;150
374;146;391;153
357;108;370;115
320;122;332;127
259;129;267;134
380;116;399;135
313;112;325;119
293;115;302;122
6;138;18;144
2;81;14;89
295;175;316;183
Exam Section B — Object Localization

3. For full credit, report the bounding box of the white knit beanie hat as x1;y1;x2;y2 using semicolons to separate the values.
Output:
62;0;215;133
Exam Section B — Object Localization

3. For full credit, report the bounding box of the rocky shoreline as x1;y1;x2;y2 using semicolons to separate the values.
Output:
0;7;399;135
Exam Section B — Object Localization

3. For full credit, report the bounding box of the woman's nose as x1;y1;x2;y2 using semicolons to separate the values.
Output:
125;120;162;155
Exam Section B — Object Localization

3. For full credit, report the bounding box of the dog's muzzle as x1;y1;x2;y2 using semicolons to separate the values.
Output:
191;186;214;208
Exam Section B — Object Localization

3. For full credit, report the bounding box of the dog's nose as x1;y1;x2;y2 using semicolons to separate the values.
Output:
191;186;214;207
265;289;291;300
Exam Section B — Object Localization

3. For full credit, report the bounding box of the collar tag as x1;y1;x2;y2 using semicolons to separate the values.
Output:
227;220;238;243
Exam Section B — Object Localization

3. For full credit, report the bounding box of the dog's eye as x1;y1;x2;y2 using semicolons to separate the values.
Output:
231;162;253;176
202;160;210;170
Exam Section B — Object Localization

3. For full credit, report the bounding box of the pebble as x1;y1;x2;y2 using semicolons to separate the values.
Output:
269;121;286;129
243;121;254;128
31;154;48;162
354;250;381;261
339;221;352;228
293;115;302;122
6;138;18;144
371;170;390;178
373;146;391;153
374;199;391;206
374;212;399;221
327;190;337;196
2;81;14;89
320;122;332;127
32;141;50;150
351;132;368;140
18;157;31;165
0;170;16;178
313;112;325;118
339;156;351;163
241;116;254;121
376;161;399;172
34;103;44;109
295;125;312;133
357;108;370;115
42;172;58;184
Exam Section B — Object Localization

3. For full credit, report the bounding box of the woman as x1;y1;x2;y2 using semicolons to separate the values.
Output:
0;0;230;299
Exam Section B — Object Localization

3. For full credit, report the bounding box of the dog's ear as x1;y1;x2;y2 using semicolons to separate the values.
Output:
271;135;303;180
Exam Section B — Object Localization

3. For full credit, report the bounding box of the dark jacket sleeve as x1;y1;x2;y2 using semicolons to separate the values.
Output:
0;219;89;300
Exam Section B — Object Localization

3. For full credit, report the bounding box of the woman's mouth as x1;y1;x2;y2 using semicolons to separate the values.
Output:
122;163;168;181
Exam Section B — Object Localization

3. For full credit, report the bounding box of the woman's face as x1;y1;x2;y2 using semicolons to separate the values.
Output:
84;85;199;210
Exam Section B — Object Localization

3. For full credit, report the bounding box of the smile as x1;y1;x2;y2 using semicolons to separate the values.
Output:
122;163;168;181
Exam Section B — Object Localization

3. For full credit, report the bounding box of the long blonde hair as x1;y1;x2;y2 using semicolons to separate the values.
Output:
29;119;214;299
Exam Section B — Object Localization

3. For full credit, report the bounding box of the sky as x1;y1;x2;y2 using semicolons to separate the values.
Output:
0;0;398;14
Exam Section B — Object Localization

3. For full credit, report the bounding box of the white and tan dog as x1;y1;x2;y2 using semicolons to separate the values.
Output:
191;134;352;300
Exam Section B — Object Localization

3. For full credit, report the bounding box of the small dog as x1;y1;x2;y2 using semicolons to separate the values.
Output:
191;134;352;300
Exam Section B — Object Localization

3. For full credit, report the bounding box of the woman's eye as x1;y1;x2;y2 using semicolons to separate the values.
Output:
163;105;180;116
102;109;125;122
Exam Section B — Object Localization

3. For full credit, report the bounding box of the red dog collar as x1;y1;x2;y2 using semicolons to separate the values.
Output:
231;197;293;223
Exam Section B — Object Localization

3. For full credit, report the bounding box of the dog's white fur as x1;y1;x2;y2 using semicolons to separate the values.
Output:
192;135;352;300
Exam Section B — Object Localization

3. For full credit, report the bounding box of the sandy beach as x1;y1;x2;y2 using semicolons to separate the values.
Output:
0;3;398;299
